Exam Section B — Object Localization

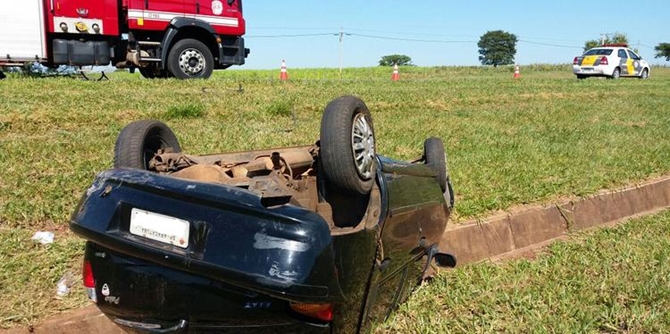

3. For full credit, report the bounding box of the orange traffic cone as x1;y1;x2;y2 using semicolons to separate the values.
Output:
513;65;520;79
391;63;400;81
279;60;288;81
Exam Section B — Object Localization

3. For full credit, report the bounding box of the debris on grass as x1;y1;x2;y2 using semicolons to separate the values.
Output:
31;231;54;245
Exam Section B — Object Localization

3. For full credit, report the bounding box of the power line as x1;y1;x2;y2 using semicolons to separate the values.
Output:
348;33;475;43
248;33;336;38
247;30;658;53
518;40;581;49
249;26;339;30
343;27;478;39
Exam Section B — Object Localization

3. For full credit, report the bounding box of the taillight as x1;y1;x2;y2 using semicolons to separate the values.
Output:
600;56;608;65
290;302;333;322
83;261;95;287
573;57;579;65
83;261;97;303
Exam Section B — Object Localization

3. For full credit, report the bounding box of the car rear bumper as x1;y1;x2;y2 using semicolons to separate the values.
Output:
573;65;614;76
70;168;341;302
86;242;331;333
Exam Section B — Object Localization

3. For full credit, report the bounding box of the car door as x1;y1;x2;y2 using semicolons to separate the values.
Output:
362;162;447;326
618;48;633;76
628;49;644;76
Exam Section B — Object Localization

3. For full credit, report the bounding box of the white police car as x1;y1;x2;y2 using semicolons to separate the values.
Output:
573;44;650;79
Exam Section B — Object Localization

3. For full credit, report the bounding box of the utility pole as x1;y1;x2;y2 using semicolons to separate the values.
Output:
338;27;344;79
600;33;613;45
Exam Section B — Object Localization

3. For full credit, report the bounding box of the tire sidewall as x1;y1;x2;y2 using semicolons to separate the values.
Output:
424;137;448;193
114;120;181;169
320;95;376;195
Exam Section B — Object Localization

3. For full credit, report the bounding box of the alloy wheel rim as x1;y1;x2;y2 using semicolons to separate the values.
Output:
351;113;375;180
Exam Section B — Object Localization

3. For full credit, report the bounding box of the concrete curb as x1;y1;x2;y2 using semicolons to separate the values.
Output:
5;175;670;333
438;175;670;264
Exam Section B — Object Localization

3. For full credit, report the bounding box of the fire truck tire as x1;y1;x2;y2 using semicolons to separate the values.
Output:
139;65;171;79
0;71;5;80
167;39;214;79
320;95;376;195
114;120;181;170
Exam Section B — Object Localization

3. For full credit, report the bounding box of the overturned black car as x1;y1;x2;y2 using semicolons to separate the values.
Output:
70;95;455;333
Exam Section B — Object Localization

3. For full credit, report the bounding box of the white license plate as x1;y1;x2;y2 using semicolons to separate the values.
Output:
130;208;190;248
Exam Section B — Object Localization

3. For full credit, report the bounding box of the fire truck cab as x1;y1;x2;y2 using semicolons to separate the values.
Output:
0;0;249;79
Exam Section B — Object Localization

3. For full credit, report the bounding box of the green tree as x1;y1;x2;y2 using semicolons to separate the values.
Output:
378;54;413;66
583;32;629;52
477;30;517;67
655;43;670;61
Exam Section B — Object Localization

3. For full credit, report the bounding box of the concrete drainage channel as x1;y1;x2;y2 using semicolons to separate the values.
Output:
5;175;670;334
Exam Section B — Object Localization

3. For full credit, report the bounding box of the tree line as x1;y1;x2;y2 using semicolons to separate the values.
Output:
379;31;670;67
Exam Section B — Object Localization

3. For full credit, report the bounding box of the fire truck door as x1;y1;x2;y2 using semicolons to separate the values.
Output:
127;0;187;31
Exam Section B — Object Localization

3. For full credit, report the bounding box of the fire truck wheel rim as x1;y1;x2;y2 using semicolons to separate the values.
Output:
178;48;206;75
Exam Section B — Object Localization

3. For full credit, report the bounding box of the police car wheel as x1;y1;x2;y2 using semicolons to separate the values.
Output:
609;68;621;80
639;69;649;80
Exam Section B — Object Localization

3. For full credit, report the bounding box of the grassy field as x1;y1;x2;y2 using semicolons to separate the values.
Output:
380;209;670;333
0;65;669;328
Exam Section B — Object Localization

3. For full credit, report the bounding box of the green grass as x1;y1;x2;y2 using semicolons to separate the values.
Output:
380;209;670;333
0;65;669;328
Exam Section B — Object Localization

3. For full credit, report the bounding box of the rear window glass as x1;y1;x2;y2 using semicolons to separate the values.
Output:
584;49;613;56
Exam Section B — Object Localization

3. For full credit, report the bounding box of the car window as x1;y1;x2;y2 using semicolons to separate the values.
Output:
618;49;628;59
584;49;613;56
628;50;641;60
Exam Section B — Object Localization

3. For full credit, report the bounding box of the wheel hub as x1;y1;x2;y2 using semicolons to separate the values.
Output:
351;113;375;180
178;48;205;75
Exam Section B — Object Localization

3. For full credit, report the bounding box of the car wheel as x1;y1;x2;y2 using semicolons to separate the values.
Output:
320;95;376;195
610;67;621;80
424;137;454;207
114;120;181;169
639;68;649;80
168;39;214;79
576;75;586;80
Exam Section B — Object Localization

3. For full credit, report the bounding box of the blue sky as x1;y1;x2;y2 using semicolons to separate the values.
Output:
241;0;668;69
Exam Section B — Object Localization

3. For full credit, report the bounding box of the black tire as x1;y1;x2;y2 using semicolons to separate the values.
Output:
0;71;6;80
424;137;454;207
139;65;171;79
639;68;649;80
576;75;586;80
320;95;376;195
167;39;214;79
424;137;447;193
114;120;181;169
610;67;621;80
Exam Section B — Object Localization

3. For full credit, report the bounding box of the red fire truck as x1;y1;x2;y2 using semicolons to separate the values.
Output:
0;0;248;79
